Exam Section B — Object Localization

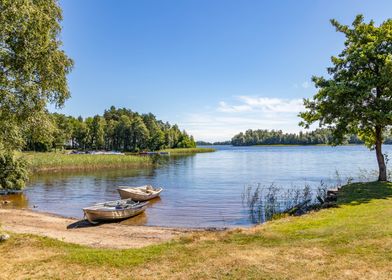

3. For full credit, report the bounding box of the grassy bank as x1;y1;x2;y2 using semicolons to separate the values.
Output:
160;147;216;154
1;181;392;279
22;148;215;172
23;152;152;172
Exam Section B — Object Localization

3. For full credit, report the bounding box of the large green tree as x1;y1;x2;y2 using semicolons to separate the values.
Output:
300;15;392;181
0;0;73;188
0;0;73;150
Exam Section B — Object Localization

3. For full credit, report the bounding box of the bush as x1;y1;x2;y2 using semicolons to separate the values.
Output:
0;152;29;190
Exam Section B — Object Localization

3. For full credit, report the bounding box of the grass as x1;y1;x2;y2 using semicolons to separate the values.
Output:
22;152;152;172
159;147;216;154
22;148;215;172
1;181;392;279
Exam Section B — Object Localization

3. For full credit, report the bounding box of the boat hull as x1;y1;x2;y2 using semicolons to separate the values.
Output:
83;203;148;224
118;187;163;201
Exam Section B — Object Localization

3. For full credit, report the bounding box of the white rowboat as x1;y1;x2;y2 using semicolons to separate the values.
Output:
83;199;148;224
117;185;163;201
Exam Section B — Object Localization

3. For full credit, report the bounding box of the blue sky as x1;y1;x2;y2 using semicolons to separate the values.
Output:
57;0;392;141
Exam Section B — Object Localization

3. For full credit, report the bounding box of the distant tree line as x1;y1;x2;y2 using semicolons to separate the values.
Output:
231;129;382;146
24;106;196;152
196;140;232;146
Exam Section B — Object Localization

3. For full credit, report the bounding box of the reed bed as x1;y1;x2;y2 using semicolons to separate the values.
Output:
160;147;215;154
23;152;152;172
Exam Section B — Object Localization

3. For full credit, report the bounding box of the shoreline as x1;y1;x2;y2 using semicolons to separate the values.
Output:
0;208;205;249
23;147;216;173
1;182;392;279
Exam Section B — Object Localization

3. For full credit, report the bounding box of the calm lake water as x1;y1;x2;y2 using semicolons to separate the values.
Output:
6;145;392;227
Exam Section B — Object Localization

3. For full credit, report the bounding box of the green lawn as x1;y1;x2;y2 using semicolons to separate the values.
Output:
1;181;392;279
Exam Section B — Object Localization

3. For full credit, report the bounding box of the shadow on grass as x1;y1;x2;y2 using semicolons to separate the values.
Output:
338;181;392;206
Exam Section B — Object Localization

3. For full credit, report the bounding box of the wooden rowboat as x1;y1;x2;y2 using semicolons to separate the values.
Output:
117;185;163;201
83;199;148;224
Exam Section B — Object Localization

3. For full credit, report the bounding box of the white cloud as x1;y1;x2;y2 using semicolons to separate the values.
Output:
218;96;304;113
178;95;307;142
217;101;252;113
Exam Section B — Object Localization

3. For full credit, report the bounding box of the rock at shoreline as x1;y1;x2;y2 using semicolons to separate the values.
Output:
0;233;10;242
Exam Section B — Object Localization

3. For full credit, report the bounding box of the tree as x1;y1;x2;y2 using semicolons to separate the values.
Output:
72;117;88;150
0;152;28;190
299;15;392;181
24;111;56;151
52;113;73;150
130;116;149;151
143;113;165;150
117;115;132;151
0;0;73;151
87;115;106;150
0;0;73;189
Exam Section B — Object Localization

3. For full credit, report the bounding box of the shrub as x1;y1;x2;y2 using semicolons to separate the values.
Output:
0;152;29;190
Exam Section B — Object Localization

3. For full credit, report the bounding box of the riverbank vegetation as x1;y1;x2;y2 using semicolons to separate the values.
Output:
0;0;73;190
1;181;391;279
23;152;152;173
160;147;216;154
232;128;353;146
231;128;392;146
25;107;196;153
23;147;215;172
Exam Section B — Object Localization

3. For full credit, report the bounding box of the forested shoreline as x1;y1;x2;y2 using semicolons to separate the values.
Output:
231;129;357;146
25;106;196;152
197;128;392;146
231;129;392;146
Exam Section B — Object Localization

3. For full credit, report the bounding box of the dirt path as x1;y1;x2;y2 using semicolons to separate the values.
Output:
0;208;194;249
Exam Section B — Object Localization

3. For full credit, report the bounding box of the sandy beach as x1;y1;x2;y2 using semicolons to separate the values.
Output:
0;208;196;249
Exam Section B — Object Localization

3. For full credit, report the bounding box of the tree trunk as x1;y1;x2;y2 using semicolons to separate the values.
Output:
375;126;387;181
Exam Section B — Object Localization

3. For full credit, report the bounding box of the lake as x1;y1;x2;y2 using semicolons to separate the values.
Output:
8;145;391;227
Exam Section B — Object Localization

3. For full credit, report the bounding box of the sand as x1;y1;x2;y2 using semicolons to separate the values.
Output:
0;208;195;249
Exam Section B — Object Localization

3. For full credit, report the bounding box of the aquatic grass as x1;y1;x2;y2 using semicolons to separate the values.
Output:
159;147;216;154
23;152;152;172
242;182;329;223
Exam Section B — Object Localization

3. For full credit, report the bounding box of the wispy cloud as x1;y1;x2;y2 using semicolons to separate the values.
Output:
218;96;303;113
217;101;252;113
178;95;307;142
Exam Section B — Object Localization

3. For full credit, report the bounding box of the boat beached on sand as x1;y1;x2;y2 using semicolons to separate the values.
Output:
117;185;163;201
83;199;148;224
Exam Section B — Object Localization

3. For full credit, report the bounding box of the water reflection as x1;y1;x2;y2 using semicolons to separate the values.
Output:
13;145;391;227
0;193;29;209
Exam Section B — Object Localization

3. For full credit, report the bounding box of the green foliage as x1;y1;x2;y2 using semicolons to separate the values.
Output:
87;115;106;150
0;0;73;151
0;151;28;190
25;152;151;172
159;147;215;154
231;128;364;146
299;15;392;181
300;15;392;145
24;106;197;152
